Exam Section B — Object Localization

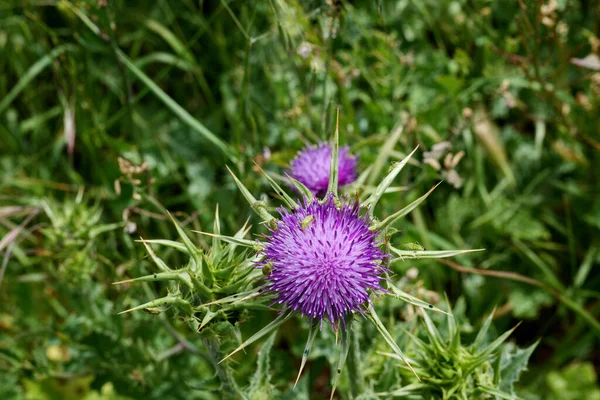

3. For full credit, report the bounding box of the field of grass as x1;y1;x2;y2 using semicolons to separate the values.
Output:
1;1;599;399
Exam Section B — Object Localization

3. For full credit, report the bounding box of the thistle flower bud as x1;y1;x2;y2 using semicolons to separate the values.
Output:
288;143;357;196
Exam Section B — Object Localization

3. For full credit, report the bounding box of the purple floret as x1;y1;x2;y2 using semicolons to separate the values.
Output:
288;143;357;196
261;195;386;328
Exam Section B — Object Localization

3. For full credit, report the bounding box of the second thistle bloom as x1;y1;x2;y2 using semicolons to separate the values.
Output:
261;195;386;327
288;143;357;196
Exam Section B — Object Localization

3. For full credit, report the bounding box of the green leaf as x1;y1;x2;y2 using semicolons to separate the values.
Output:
366;304;419;380
248;332;277;399
499;341;539;394
167;212;212;285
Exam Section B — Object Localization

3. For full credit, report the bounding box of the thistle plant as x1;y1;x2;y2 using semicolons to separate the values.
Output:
377;305;538;399
40;191;122;285
118;118;481;398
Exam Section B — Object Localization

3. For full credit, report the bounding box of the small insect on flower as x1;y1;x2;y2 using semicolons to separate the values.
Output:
288;142;357;196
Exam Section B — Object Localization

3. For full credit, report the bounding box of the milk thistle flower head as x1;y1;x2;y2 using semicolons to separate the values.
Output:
262;194;386;328
288;142;357;196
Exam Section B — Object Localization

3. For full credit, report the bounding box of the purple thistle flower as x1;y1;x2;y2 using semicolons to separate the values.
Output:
288;143;357;196
261;195;386;328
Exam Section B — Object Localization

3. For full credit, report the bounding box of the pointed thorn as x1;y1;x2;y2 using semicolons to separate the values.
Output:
112;279;133;285
219;344;243;364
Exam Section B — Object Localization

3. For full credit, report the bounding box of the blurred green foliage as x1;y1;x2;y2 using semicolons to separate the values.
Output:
1;0;599;399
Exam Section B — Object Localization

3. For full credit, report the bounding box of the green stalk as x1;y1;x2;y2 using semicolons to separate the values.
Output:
201;335;245;400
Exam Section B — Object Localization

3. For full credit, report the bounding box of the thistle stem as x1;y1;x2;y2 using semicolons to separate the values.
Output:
201;335;244;400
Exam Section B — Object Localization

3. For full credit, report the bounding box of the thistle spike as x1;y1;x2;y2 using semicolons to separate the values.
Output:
373;181;443;231
219;312;293;364
167;211;212;286
330;318;351;400
253;162;299;209
226;165;275;222
327;108;340;196
386;279;450;315
118;295;191;315
367;304;420;381
295;324;319;387
113;271;193;289
193;230;256;248
285;173;314;201
134;239;187;253
139;238;171;272
389;247;485;261
364;146;419;212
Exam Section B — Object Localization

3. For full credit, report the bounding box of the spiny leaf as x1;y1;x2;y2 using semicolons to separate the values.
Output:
367;304;420;380
220;312;293;364
248;332;278;398
200;289;262;307
295;324;319;387
473;308;497;350
254;162;299;209
387;280;449;315
478;386;515;400
373;182;442;230
364;146;419;212
390;247;484;261
327;109;340;196
140;239;171;272
167;211;212;285
193;230;256;248
420;311;446;354
226;166;275;222
134;239;187;253
213;204;221;250
118;295;192;315
470;323;522;368
375;383;427;397
499;340;539;394
330;319;351;400
113;271;193;289
285;174;314;201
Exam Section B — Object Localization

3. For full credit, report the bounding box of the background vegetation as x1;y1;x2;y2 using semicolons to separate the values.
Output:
1;0;599;399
